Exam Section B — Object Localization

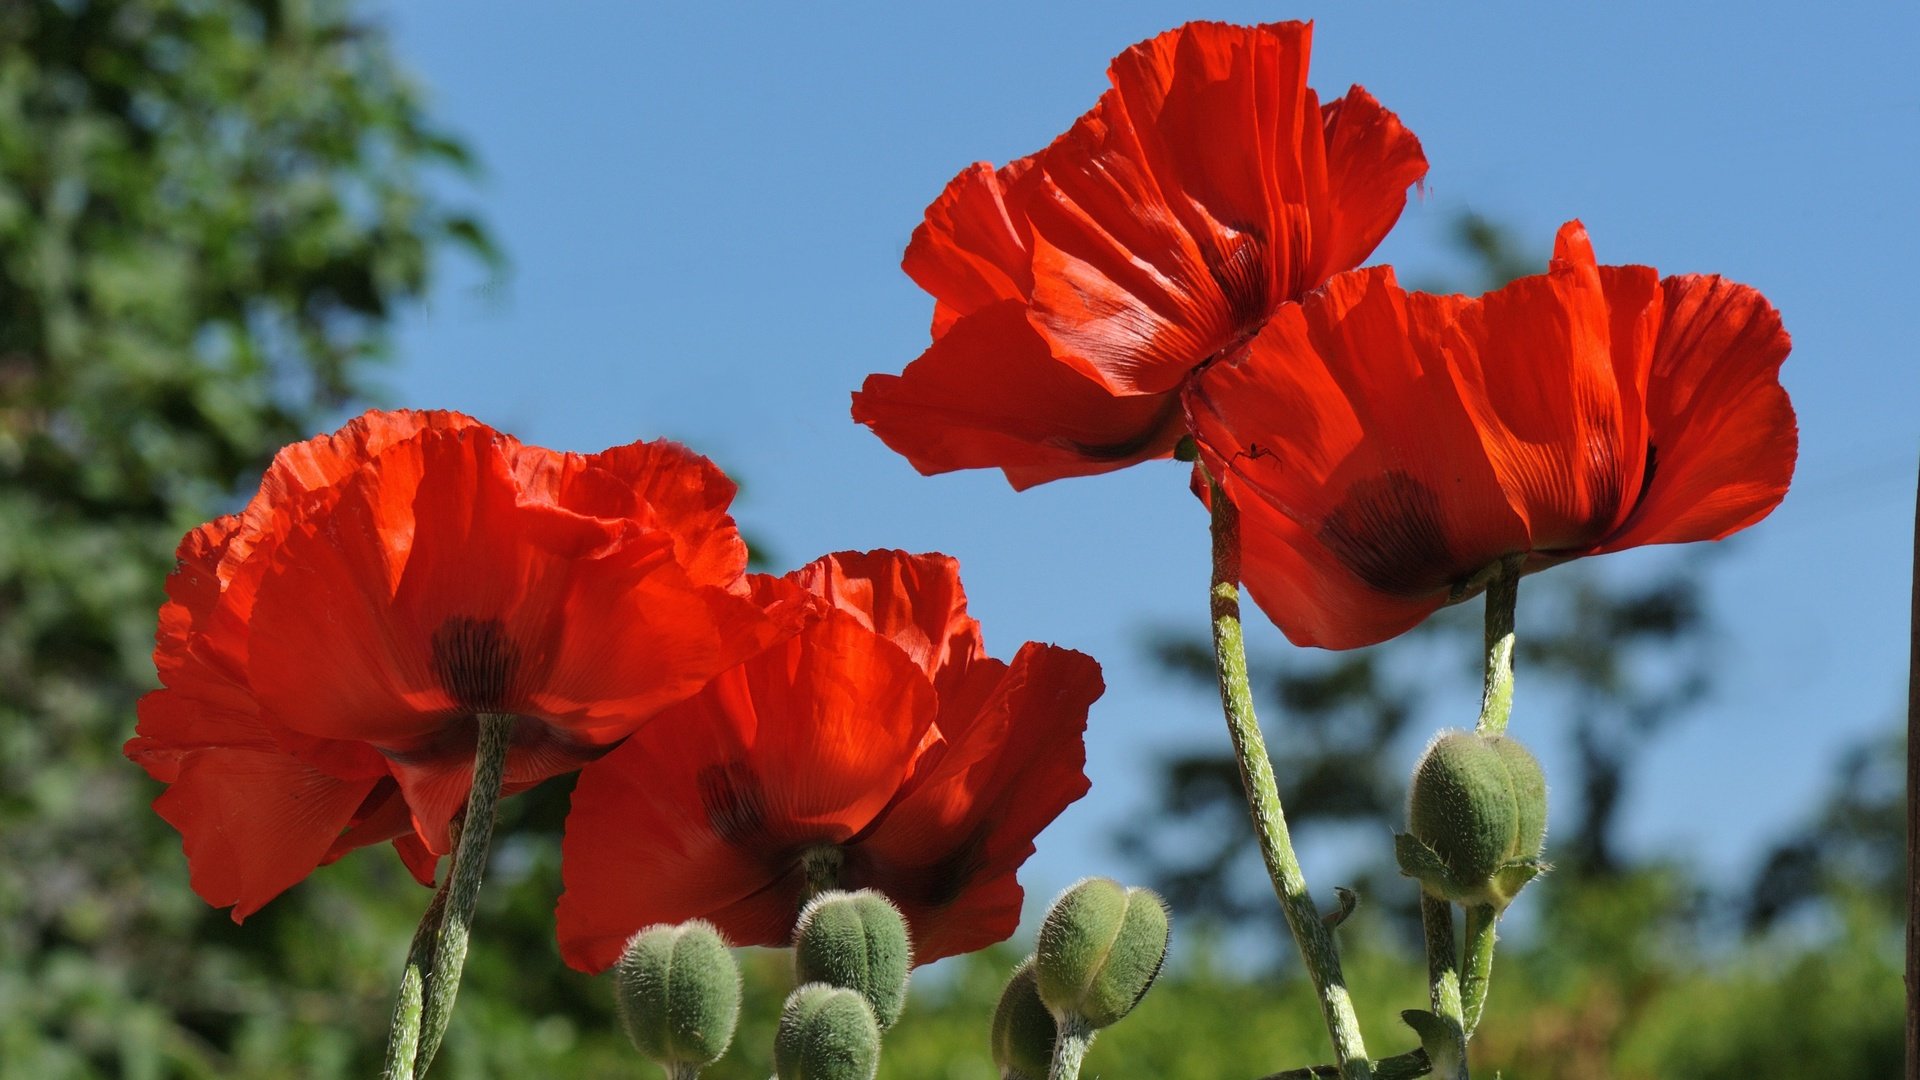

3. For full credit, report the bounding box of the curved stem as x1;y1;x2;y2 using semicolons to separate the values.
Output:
1418;897;1467;1080
381;873;452;1079
1205;471;1373;1080
1047;1012;1095;1080
411;712;516;1075
1473;555;1522;736
1459;904;1496;1036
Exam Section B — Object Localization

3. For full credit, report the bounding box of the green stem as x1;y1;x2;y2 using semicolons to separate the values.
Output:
1473;555;1522;736
411;712;515;1075
1459;905;1496;1037
1259;1049;1431;1080
1454;554;1521;1051
666;1064;701;1080
1205;471;1373;1080
1047;1012;1095;1080
381;873;452;1079
1419;897;1468;1080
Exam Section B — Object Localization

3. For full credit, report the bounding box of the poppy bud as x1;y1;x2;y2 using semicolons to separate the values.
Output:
1396;730;1549;911
989;957;1057;1080
792;889;912;1030
613;920;742;1070
1033;877;1171;1029
774;984;881;1080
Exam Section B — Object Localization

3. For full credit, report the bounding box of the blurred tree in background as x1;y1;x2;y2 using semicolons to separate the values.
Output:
0;0;489;1073
0;4;1900;1077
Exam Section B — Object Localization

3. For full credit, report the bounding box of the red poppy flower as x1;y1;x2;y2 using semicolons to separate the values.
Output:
125;410;816;920
554;550;1104;971
1186;221;1797;649
853;20;1428;488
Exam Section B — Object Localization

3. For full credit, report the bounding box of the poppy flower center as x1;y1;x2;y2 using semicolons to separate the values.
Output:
430;616;520;712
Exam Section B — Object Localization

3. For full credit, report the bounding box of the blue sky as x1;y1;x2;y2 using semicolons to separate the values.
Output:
374;2;1917;933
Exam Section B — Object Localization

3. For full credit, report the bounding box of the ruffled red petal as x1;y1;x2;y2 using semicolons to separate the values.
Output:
903;158;1042;337
1191;222;1793;648
862;21;1424;488
510;438;753;589
1597;272;1796;551
791;550;980;680
1188;265;1531;648
851;302;1185;488
1024;21;1426;396
1444;222;1656;553
155;748;381;921
852;643;1100;963
554;609;936;971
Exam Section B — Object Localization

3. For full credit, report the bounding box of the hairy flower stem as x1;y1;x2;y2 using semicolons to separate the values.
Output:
1419;897;1468;1080
1205;472;1373;1080
1473;555;1522;737
1454;554;1522;1047
381;874;452;1079
407;712;515;1076
1048;1012;1095;1080
1459;904;1496;1036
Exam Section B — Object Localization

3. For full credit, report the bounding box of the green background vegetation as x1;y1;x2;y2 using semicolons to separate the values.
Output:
0;2;1900;1076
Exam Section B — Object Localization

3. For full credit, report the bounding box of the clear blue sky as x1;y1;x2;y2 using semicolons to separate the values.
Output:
374;2;1917;933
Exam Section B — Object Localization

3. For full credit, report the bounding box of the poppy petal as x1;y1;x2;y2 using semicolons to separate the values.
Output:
1311;85;1429;282
1442;222;1653;552
1600;272;1797;550
155;748;381;921
854;643;1100;962
1187;266;1529;648
791;550;981;681
512;438;753;589
904;159;1042;337
555;610;936;971
852;302;1185;488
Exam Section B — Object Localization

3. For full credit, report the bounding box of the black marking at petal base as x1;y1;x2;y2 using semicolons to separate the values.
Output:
698;762;769;847
874;824;989;910
1317;471;1462;597
429;616;519;712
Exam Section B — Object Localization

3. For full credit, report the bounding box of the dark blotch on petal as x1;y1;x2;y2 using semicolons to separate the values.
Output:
859;824;989;910
1317;470;1461;597
430;616;519;712
699;762;769;847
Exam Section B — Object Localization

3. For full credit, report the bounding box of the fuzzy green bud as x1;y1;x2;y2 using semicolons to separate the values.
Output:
613;920;742;1069
1398;730;1550;910
1488;734;1548;861
793;889;912;1029
989;957;1056;1080
1033;877;1171;1029
774;984;881;1080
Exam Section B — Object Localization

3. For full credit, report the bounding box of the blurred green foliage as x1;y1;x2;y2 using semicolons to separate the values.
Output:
0;0;487;1075
0;2;1900;1078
